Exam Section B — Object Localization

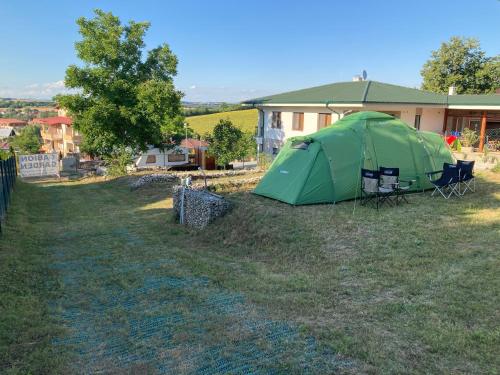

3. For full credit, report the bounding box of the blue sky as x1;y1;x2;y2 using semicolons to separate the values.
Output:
1;0;499;102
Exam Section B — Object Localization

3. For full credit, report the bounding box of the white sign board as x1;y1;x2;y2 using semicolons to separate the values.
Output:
19;153;59;178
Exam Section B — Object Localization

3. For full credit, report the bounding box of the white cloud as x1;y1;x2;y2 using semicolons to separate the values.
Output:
0;80;75;100
0;81;274;103
180;85;275;103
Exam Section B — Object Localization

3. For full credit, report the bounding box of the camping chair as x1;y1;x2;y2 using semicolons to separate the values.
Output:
426;163;460;199
377;167;398;206
360;169;380;209
379;167;414;205
457;160;475;195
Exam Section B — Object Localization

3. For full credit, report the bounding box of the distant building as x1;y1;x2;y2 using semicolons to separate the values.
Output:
0;118;27;129
31;116;81;156
0;127;16;139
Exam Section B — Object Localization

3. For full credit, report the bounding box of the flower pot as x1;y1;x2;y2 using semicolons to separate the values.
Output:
462;146;474;153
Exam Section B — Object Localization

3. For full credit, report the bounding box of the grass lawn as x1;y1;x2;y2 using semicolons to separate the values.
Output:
186;108;258;136
1;171;499;374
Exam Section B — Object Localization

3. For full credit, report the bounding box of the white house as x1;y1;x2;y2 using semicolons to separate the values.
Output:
135;146;189;169
243;80;500;154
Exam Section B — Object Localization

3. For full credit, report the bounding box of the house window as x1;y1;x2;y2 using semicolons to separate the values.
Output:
168;153;186;162
272;147;279;155
414;114;421;130
292;112;304;131
146;155;156;164
271;112;282;129
318;113;332;130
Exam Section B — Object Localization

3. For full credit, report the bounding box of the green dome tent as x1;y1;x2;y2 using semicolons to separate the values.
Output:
253;111;454;205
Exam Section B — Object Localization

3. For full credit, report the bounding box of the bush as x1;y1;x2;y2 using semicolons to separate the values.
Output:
9;125;42;154
461;128;479;147
0;149;12;160
103;147;133;177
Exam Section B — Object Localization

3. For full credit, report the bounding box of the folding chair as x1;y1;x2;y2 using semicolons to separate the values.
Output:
377;167;398;206
426;163;460;199
379;167;414;205
360;169;380;209
457;160;475;195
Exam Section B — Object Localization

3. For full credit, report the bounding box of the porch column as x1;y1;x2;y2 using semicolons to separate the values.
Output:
479;111;487;151
442;108;449;134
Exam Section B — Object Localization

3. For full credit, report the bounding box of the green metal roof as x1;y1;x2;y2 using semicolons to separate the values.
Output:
364;81;446;105
243;80;500;107
447;94;500;106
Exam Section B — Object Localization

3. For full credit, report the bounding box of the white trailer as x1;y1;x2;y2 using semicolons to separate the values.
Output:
135;146;188;169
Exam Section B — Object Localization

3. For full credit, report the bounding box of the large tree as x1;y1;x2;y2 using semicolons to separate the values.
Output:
56;9;184;156
421;37;500;94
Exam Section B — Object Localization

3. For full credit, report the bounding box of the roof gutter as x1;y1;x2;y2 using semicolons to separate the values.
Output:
250;103;265;138
326;100;342;118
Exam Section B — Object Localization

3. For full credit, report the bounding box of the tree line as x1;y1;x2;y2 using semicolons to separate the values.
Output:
0;100;54;109
183;103;245;117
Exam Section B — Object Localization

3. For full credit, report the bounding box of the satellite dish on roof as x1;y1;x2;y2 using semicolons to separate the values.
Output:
362;70;368;81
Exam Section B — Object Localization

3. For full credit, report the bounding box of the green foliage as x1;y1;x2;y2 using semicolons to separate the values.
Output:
421;36;500;94
0;149;12;160
450;138;462;151
205;121;255;167
0;99;54;109
186;109;258;136
9;125;42;154
206;119;244;167
461;128;480;147
235;132;256;161
56;9;184;157
102;147;134;176
492;162;500;173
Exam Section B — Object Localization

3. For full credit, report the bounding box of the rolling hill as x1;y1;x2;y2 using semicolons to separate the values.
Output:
186;108;258;136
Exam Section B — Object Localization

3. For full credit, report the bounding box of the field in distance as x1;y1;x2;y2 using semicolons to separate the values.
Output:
186;108;258;136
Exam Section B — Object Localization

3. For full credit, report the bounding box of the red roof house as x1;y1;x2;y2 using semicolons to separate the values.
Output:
31;116;80;156
32;116;72;126
0;118;27;128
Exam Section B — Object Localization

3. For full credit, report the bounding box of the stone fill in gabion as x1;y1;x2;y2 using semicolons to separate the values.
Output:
173;186;231;229
130;174;178;190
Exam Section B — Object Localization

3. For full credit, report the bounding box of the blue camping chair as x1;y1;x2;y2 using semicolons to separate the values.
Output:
426;163;460;199
457;160;475;195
